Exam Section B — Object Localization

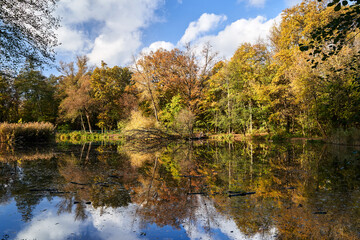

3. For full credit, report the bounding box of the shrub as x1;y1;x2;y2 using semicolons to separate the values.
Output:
212;133;234;142
173;108;195;137
117;120;128;132
124;111;158;131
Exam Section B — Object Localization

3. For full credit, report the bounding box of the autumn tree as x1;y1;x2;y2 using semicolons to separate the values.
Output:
286;39;360;135
302;0;360;63
158;44;217;116
269;0;333;134
132;52;162;121
206;43;273;134
133;46;217;133
91;62;136;129
58;56;95;132
271;0;360;135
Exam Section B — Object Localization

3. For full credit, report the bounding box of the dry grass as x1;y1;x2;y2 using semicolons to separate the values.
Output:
0;152;55;162
0;122;55;144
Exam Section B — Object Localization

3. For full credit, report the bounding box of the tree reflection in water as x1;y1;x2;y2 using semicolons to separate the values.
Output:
0;141;359;239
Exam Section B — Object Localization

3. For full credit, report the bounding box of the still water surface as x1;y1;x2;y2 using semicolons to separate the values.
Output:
0;141;359;240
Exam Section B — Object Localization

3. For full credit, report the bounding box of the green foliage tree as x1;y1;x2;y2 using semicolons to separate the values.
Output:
14;61;58;122
0;75;16;122
206;43;273;134
91;62;135;129
160;94;184;130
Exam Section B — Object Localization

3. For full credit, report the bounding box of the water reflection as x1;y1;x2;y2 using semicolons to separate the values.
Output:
0;141;359;239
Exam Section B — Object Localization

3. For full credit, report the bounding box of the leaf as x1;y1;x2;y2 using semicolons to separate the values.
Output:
299;45;309;51
334;3;342;11
311;62;319;69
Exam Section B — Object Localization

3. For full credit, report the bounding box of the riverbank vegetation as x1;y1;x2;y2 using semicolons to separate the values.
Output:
56;130;123;144
0;122;55;144
1;0;360;143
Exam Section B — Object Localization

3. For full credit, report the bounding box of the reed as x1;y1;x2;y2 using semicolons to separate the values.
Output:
0;122;55;144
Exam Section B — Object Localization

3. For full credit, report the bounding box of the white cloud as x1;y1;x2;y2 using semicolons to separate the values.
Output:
182;195;277;240
55;0;163;66
16;204;143;240
141;41;175;54
179;13;227;46
16;212;83;240
55;26;91;53
193;14;282;59
238;0;267;8
143;13;281;62
15;197;278;240
89;205;142;240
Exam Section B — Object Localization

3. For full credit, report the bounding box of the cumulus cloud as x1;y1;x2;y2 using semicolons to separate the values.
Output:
55;0;163;66
178;13;227;46
56;26;91;53
141;41;175;54
143;13;281;61
238;0;267;8
193;14;282;59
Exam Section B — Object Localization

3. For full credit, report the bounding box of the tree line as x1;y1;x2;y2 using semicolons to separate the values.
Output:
1;0;359;137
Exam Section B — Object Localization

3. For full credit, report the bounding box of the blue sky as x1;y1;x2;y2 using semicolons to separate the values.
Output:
49;0;302;74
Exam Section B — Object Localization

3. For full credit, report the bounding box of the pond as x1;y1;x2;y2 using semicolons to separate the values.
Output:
0;141;359;240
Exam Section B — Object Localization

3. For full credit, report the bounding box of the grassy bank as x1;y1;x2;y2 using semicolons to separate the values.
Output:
56;131;123;144
56;127;360;146
0;122;55;144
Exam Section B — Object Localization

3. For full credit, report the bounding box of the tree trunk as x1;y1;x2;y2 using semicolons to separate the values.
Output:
85;110;92;133
286;115;291;133
227;77;231;134
148;86;159;122
80;113;86;131
249;101;253;134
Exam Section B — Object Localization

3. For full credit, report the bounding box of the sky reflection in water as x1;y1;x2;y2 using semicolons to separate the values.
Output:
9;198;273;240
0;141;359;239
